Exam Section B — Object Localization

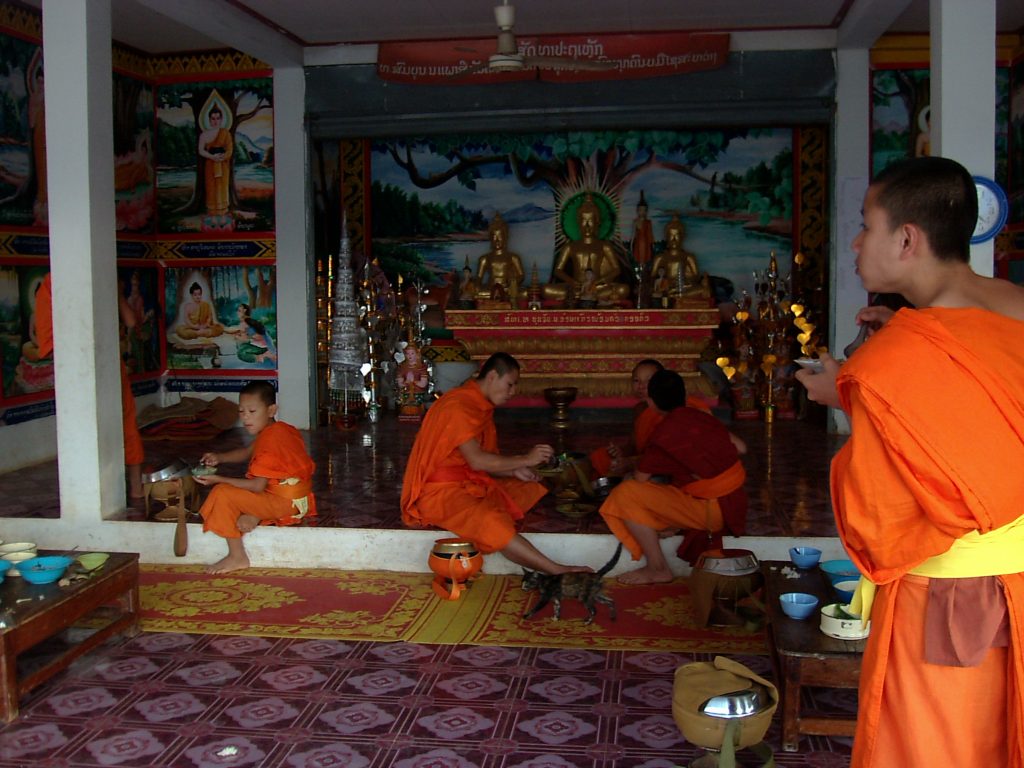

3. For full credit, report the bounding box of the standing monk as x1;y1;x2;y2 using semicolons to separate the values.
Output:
402;352;590;575
797;156;1024;767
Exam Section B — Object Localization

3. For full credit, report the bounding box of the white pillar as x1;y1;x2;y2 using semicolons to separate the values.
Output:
273;65;315;427
829;48;872;434
43;0;123;518
931;0;996;276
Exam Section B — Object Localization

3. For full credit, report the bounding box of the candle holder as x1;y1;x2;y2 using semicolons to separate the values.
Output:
543;386;578;430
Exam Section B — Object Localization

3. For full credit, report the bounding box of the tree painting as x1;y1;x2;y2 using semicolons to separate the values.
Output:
156;77;274;234
370;129;793;295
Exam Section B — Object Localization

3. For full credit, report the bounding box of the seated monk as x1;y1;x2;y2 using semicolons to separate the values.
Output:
175;281;224;340
544;193;630;304
589;359;714;478
598;369;747;584
650;214;710;299
476;213;525;304
401;352;592;575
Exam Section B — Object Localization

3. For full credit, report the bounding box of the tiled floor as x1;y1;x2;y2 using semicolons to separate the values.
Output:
0;409;846;538
0;631;855;767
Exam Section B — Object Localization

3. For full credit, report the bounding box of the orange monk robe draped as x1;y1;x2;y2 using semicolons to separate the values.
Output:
401;379;547;554
201;420;316;538
599;406;746;561
589;404;664;477
33;274;143;465
833;308;1024;768
35;273;53;359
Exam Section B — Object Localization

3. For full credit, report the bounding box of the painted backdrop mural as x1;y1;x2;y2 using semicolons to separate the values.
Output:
370;129;794;301
0;39;46;227
156;77;274;234
0;263;51;399
164;262;277;372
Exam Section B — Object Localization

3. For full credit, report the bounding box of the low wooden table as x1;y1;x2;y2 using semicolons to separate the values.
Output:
762;560;865;751
0;551;140;721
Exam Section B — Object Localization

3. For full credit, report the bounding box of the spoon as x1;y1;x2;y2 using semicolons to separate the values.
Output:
843;323;870;359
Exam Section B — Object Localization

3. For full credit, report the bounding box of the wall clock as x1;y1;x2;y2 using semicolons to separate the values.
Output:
971;176;1008;245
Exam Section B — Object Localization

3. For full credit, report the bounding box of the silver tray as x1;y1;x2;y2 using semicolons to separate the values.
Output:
141;459;191;483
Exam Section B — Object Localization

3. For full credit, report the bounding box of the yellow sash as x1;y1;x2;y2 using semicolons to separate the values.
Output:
851;515;1024;626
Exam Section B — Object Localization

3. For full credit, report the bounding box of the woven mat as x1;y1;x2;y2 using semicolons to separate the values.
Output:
140;565;765;654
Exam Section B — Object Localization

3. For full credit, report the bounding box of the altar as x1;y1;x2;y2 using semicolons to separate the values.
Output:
445;307;720;405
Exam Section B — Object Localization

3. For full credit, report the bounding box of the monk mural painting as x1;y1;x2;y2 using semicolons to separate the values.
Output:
164;262;277;373
156;77;275;234
117;264;161;377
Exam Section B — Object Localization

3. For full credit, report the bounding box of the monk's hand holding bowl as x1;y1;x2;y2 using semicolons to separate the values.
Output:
794;351;842;409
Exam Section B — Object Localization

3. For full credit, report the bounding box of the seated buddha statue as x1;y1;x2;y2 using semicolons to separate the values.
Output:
543;193;630;305
650;214;710;300
476;213;525;305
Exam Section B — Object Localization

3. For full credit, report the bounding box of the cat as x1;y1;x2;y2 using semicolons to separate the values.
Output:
521;543;622;624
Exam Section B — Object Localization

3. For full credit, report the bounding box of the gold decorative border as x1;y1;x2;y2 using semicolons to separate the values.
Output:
0;4;40;41
146;50;269;78
152;239;276;260
446;308;720;331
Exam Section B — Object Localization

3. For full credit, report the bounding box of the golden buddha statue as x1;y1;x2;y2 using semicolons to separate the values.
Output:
650;214;710;300
544;193;630;304
476;213;525;304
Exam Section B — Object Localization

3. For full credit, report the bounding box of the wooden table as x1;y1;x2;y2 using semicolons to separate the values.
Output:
762;560;865;751
0;551;140;722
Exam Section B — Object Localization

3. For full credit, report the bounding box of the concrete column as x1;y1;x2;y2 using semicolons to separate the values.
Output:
273;65;314;428
829;48;872;434
42;0;123;518
931;0;996;276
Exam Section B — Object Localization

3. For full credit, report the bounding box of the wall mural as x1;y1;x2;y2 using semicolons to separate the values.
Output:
117;263;162;376
114;72;155;233
0;38;46;227
163;262;277;374
0;262;50;402
369;129;795;303
156;78;274;235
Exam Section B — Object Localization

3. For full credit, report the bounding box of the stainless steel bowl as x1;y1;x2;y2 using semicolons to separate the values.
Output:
699;684;772;719
141;459;191;484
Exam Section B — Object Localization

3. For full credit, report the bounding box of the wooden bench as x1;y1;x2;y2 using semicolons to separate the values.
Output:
0;551;140;721
762;560;865;751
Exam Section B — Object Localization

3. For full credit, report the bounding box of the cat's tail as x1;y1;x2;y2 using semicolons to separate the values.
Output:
597;542;623;577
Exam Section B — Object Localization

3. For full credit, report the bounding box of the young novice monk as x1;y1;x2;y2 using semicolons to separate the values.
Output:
599;369;747;584
194;380;315;573
797;156;1024;767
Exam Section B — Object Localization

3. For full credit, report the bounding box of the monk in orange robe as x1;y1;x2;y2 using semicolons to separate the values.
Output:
34;272;146;499
797;156;1024;768
402;352;591;575
195;380;315;574
599;369;747;584
589;359;665;477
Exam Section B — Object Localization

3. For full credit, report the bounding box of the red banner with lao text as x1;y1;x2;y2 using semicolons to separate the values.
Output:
377;32;730;85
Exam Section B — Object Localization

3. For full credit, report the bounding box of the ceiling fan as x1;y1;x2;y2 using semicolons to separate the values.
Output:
458;1;615;75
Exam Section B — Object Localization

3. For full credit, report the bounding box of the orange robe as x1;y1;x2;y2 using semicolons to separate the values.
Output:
401;378;546;554
202;127;233;216
833;308;1024;768
35;273;53;359
200;421;316;538
599;406;746;562
589;404;664;477
34;274;142;465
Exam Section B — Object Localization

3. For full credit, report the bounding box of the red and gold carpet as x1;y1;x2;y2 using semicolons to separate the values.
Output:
140;565;765;654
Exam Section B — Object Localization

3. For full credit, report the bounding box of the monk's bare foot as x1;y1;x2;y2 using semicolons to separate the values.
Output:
236;514;259;534
618;566;674;585
205;553;250;574
551;565;594;575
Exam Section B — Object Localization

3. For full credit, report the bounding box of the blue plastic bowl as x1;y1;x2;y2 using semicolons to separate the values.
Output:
820;558;860;584
833;579;859;604
789;546;822;569
779;592;819;620
0;559;7;584
16;555;73;585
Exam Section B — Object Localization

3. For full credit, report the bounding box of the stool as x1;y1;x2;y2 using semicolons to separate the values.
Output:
145;476;199;521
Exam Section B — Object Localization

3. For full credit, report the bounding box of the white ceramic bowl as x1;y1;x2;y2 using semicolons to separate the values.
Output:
0;542;37;556
820;603;871;640
4;550;37;576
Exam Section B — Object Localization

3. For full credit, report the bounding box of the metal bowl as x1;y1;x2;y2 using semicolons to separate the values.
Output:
141;459;191;484
591;476;621;498
694;548;760;577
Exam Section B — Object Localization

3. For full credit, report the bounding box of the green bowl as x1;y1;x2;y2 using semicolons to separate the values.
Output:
77;552;110;571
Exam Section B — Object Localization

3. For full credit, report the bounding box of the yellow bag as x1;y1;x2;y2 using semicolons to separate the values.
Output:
672;656;778;767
